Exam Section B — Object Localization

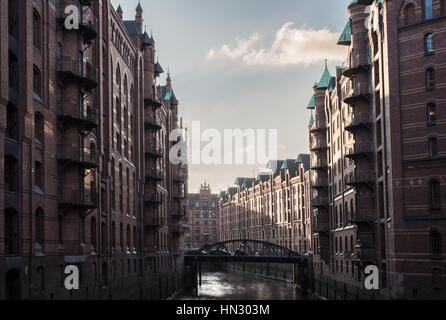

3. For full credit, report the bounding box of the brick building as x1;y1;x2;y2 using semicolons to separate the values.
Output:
219;0;446;300
184;183;218;249
308;0;446;300
0;0;188;300
219;155;312;256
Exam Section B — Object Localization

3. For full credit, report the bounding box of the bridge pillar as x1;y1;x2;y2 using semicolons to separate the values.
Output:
198;262;202;287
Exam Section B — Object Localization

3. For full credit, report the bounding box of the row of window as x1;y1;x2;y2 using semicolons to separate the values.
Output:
404;0;446;25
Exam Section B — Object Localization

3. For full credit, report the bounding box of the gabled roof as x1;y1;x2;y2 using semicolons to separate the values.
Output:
256;174;270;182
281;159;299;178
155;61;164;75
337;20;351;46
296;154;310;171
241;178;255;189
225;187;237;196
123;20;141;45
267;160;284;176
328;77;336;93
316;62;332;90
307;95;315;110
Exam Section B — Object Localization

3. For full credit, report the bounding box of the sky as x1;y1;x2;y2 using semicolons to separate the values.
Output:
112;0;352;194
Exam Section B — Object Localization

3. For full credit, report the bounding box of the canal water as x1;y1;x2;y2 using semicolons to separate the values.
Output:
178;270;309;300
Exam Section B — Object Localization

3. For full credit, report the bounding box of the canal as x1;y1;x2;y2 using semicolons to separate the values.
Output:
178;270;310;300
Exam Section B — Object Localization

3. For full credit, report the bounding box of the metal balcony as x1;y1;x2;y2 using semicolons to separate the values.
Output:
352;247;376;264
57;145;99;168
349;210;375;225
343;84;370;105
311;178;328;190
56;57;97;91
310;120;327;133
56;5;98;44
342;53;370;79
311;199;329;209
170;224;187;235
145;170;162;182
144;114;162;130
312;224;330;235
310;139;327;152
344;113;371;132
144;96;162;108
144;216;162;229
145;145;163;158
58;187;99;210
345;173;374;189
344;143;372;160
310;159;328;171
58;99;98;130
174;192;185;200
174;175;185;183
144;194;163;205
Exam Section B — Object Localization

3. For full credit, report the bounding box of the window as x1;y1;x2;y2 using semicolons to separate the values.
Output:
33;66;41;97
35;208;44;244
127;225;131;250
427;103;436;125
404;4;416;25
35;161;43;191
426;68;435;90
33;11;41;49
120;223;123;251
8;0;18;38
6;104;18;140
8;52;18;90
429;137;438;158
425;33;434;55
431;180;441;208
5;155;19;193
430;231;441;256
425;0;433;20
35;112;44;143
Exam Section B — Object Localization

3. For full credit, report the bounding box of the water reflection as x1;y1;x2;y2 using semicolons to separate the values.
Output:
180;271;309;300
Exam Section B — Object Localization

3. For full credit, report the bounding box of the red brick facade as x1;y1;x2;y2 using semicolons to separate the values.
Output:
0;0;188;300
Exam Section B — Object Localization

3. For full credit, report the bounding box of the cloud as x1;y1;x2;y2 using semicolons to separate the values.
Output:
206;34;260;60
206;22;346;67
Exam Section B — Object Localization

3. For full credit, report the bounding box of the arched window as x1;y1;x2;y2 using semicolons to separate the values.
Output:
405;3;416;25
5;208;19;255
102;262;108;287
430;230;442;256
133;226;137;250
424;0;433;20
5;155;19;192
431;180;441;208
35;208;44;244
427;103;436;125
116;64;121;96
425;33;434;55
90;217;97;250
429;137;438;158
32;10;41;49
8;0;18;38
35;112;44;143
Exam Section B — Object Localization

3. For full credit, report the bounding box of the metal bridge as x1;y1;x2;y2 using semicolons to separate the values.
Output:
183;240;311;293
184;239;308;264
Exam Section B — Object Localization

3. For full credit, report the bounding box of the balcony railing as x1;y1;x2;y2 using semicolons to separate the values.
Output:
145;170;162;182
58;187;99;209
312;224;330;234
343;83;370;105
344;112;370;132
144;216;163;228
145;145;163;158
349;210;375;224
344;143;372;159
310;139;327;151
310;159;328;170
57;144;99;168
144;193;163;205
345;173;374;187
311;178;328;189
56;57;98;91
310;119;327;133
342;52;370;78
58;99;98;129
144;114;162;130
311;198;328;209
